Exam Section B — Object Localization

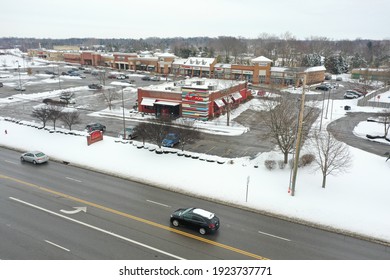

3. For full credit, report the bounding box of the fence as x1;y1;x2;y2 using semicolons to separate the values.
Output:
357;85;390;109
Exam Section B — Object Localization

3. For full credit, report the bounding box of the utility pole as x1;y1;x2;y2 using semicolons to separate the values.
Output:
290;74;306;196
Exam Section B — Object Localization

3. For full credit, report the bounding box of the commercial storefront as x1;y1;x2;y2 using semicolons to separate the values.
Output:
138;78;248;121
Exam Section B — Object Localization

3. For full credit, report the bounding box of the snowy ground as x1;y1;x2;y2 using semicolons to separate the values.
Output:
1;51;390;244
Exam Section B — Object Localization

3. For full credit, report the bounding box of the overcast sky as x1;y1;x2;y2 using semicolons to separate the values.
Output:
2;0;389;40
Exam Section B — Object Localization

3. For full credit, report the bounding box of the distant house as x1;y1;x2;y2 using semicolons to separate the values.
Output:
351;68;390;83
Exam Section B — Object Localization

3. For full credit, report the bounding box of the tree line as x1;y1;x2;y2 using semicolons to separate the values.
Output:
1;34;389;71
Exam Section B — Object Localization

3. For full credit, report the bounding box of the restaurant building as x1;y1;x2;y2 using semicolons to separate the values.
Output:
137;78;249;120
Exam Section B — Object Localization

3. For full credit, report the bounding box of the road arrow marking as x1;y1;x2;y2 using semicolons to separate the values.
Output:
9;197;184;260
60;206;87;215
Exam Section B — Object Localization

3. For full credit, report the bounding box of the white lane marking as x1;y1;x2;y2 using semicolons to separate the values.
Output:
146;200;171;208
65;177;82;183
9;197;185;260
45;240;70;252
258;230;291;242
5;160;18;165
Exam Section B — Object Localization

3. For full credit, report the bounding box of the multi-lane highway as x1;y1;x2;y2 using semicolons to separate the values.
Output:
1;147;389;260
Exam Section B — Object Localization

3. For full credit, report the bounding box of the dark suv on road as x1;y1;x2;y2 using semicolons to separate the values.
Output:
85;123;106;133
170;207;220;235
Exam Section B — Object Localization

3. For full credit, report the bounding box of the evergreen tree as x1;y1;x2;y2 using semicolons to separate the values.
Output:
324;54;349;74
350;53;367;69
301;53;322;67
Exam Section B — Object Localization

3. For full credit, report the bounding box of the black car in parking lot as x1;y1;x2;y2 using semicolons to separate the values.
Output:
315;84;331;91
170;207;220;235
88;83;103;89
85;123;106;132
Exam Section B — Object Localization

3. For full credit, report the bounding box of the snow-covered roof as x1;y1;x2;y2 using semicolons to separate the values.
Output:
158;52;176;58
305;66;326;72
140;77;243;93
252;56;272;63
214;63;231;69
183;57;215;67
271;67;288;72
172;58;188;65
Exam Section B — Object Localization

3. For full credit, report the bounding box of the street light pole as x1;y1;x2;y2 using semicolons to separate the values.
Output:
16;60;22;89
319;89;325;130
121;87;126;139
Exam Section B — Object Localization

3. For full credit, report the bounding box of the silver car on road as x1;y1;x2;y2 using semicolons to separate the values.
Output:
20;151;49;164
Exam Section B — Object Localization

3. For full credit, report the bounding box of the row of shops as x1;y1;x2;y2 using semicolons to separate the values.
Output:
28;48;326;86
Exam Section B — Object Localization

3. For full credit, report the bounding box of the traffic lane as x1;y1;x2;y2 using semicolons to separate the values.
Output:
0;154;265;259
0;188;183;260
2;148;390;260
0;180;254;260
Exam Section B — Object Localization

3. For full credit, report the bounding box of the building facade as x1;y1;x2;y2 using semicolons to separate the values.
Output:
137;78;249;121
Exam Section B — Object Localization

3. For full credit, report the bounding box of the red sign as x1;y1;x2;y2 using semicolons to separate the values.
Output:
87;130;103;146
184;92;203;101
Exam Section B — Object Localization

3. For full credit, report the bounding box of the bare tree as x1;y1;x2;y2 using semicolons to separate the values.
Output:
260;95;318;163
134;118;171;148
31;106;52;128
377;111;390;139
133;122;150;146
60;109;81;130
311;131;352;188
101;88;119;110
147;118;172;148
48;105;63;130
176;119;201;151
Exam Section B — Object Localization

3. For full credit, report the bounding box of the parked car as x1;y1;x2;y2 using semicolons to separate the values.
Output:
85;123;106;132
336;76;343;81
150;76;160;81
20;151;49;165
0;82;3;87
118;127;137;139
117;74;127;80
343;92;359;99
315;84;330;91
88;83;103;89
170;207;220;235
108;74;117;79
14;85;26;91
60;91;74;100
162;133;180;147
44;70;56;75
69;72;80;77
345;90;363;97
141;75;151;81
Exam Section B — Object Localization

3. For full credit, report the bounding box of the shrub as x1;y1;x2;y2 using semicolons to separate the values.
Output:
289;158;295;169
299;154;315;166
278;160;286;169
264;160;276;170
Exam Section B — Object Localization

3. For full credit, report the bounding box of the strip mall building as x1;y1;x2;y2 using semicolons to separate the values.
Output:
28;49;326;87
137;78;249;120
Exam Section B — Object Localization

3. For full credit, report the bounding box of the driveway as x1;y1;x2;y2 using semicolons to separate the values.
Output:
327;112;390;159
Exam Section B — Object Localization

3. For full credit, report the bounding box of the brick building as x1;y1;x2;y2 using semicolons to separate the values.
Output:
138;78;249;120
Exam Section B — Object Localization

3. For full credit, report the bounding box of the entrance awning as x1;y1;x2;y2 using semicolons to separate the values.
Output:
214;99;225;108
140;98;156;106
223;96;233;103
232;92;242;100
154;100;180;106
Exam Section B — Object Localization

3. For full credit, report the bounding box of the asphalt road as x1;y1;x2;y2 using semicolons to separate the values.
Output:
1;147;389;260
328;112;390;157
